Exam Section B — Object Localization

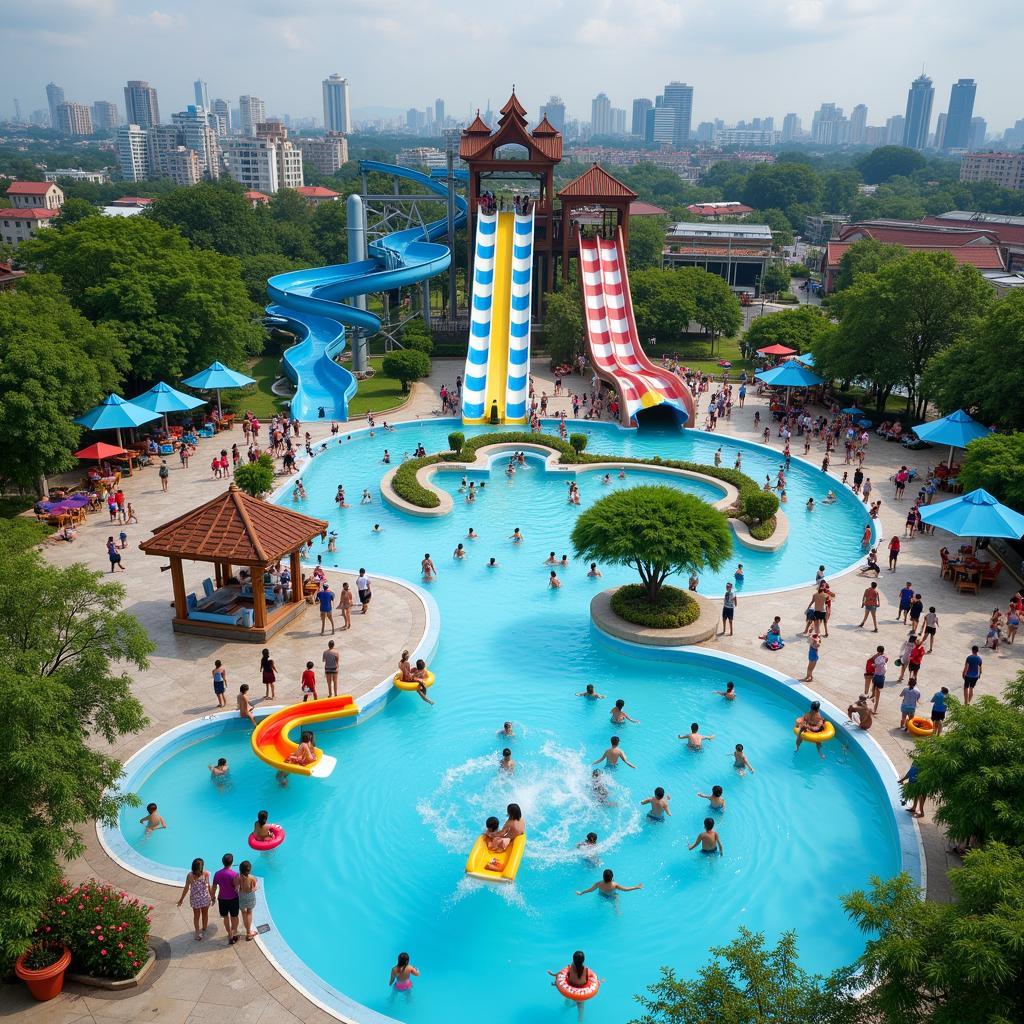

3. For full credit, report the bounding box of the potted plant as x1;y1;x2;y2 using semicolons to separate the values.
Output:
15;943;72;1001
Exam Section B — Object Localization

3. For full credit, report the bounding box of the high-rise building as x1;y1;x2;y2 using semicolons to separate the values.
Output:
695;121;715;144
590;93;612;136
942;78;976;150
611;108;627;136
194;79;210;111
146;124;182;179
902;74;934;150
165;147;202;186
56;102;93;136
662;81;694;144
645;102;675;144
849;104;868;145
781;113;802;142
885;115;906;145
211;99;230;137
124;80;160;129
811;103;846;145
298;133;349;175
538;96;565;134
171;105;221;179
864;125;888;147
252;122;304;189
116;124;149;181
91;100;120;130
1003;119;1024;148
960;151;1024;190
434;98;445;130
322;75;351;134
933;112;947;150
45;83;64;128
631;98;652;138
406;108;425;132
969;117;987;151
238;95;266;135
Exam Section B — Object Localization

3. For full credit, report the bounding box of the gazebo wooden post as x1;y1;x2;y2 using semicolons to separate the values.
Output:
290;548;302;604
252;569;268;629
214;562;222;588
223;561;232;584
169;557;187;620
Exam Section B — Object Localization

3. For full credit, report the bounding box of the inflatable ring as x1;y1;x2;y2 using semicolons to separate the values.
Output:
248;825;285;851
906;717;935;737
555;967;600;1002
793;720;836;744
393;670;435;692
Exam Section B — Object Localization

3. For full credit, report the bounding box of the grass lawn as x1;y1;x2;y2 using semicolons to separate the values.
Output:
0;495;36;517
348;356;407;416
612;334;755;378
242;354;288;419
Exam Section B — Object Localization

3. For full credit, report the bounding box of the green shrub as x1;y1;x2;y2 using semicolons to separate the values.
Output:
382;350;431;393
39;879;152;979
610;584;700;629
233;454;275;497
447;431;465;453
569;433;588;454
748;516;777;541
742;490;780;523
404;334;433;354
22;945;64;969
773;292;799;304
392;455;442;508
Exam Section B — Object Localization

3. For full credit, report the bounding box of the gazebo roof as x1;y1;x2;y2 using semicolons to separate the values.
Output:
139;483;327;566
460;90;562;162
557;163;637;200
464;112;491;135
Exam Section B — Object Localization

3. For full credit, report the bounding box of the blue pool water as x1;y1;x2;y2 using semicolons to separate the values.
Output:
119;420;900;1024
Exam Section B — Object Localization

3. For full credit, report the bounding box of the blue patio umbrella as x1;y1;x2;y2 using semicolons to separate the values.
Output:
841;406;863;416
918;488;1024;540
795;351;815;367
756;362;824;389
912;409;993;468
74;393;162;448
181;361;256;415
132;381;206;431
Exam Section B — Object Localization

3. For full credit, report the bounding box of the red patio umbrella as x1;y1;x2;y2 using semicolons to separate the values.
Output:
74;442;128;462
756;344;797;356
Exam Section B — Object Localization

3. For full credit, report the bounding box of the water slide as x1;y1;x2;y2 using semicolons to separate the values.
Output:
461;208;535;424
267;162;468;421
250;695;360;778
578;226;696;427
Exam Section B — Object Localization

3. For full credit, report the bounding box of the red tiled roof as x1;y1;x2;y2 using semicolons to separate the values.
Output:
0;260;25;286
923;215;1024;246
464;113;491;135
0;207;60;220
244;190;270;202
6;181;55;195
837;223;998;247
686;202;754;217
823;241;1005;271
558;163;637;199
296;186;340;197
532;115;559;137
629;201;668;217
499;91;527;120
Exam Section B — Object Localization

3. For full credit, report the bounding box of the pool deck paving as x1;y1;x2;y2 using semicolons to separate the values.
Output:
5;358;1019;1022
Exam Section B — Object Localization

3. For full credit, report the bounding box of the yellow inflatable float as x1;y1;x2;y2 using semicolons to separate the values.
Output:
793;720;836;744
465;834;526;883
394;670;436;692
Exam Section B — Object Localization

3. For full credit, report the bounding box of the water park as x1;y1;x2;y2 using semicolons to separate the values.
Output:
9;92;1024;1024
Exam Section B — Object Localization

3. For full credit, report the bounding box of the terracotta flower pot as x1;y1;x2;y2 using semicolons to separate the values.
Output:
15;945;72;1001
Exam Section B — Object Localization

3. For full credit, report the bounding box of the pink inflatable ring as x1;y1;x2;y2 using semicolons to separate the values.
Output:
248;824;285;851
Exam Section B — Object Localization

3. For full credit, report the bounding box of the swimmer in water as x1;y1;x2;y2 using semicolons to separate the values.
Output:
499;748;515;773
421;553;437;579
559;554;569;568
576;831;599;850
497;721;515;738
735;564;744;581
487;557;498;568
587;562;602;577
592;736;636;769
715;681;736;701
549;571;561;589
453;543;466;559
602;474;611;485
544;551;557;565
510;528;524;543
467;528;478;540
577;684;605;699
389;952;419;992
618;469;626;479
252;809;276;842
610;699;639;724
680;722;715;750
590;769;615;805
697;784;726;811
208;757;229;777
688;817;723;856
361;488;372;504
641;786;671;819
576;868;642;897
481;815;510;853
733;743;755;775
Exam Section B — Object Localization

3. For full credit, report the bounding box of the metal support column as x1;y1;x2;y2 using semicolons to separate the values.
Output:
347;193;368;373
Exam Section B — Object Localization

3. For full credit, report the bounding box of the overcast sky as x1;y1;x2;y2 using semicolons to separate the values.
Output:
6;0;1022;132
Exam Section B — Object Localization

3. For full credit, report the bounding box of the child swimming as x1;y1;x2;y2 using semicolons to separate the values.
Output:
610;699;639;724
697;784;726;810
641;786;671;820
680;722;715;750
688;817;723;856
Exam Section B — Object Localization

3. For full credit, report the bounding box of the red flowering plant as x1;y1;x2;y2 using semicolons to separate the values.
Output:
35;880;152;979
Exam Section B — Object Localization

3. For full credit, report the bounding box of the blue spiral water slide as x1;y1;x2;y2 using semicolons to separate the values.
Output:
266;161;467;421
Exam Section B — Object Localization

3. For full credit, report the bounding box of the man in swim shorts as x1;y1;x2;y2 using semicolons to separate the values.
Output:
592;736;635;769
688;818;723;856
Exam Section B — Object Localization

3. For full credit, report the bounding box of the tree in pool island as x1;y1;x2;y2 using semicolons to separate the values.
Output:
571;486;732;626
0;540;151;964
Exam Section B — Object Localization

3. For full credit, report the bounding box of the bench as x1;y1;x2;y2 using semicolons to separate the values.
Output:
188;610;244;626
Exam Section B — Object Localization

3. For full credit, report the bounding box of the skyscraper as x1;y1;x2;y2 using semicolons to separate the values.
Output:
91;101;120;130
322;75;351;134
239;95;266;135
645;101;675;144
124;81;160;129
590;93;612;136
811;103;844;145
885;115;906;145
781;113;802;143
539;96;565;134
942;78;976;150
662;82;694;144
611;108;627;136
434;98;445;130
45;82;64;128
631;98;652;138
211;99;230;137
116;124;150;182
849;104;868;145
194;79;210;111
902;74;934;151
171;105;221;179
56;102;93;136
933;113;947;150
969;116;987;151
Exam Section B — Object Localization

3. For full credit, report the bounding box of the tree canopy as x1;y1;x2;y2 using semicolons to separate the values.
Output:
741;163;823;221
631;267;741;347
855;146;927;185
743;306;835;357
541;282;586;367
958;433;1024;512
834;238;904;291
571;485;732;600
627;216;668;272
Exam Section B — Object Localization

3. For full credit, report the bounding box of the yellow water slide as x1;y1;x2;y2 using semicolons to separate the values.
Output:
481;211;513;422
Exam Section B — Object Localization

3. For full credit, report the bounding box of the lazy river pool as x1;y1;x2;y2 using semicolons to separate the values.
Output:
111;420;913;1024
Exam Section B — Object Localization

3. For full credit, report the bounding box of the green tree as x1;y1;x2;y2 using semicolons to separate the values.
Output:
53;197;100;227
834;238;904;291
923;291;1024;430
541;282;585;366
761;260;791;296
843;845;1024;1024
233;454;276;498
0;276;122;492
855;146;926;185
688;268;742;350
821;169;861;214
744;306;836;357
959;433;1024;511
239;253;309;305
627;216;667;271
631;268;697;341
0;551;151;963
631;927;843;1024
741;163;823;221
381;349;431;393
754;207;794;248
311;200;348;265
571;486;732;602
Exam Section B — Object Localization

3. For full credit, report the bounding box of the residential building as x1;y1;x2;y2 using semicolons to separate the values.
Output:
902;74;934;150
969;117;987;151
686;201;754;219
299;132;350;175
91;100;120;130
322;75;351;134
6;181;64;210
611;108;627;136
295;185;340;207
397;146;445;169
55;102;93;136
165;147;202;186
849;104;868;145
811;103;844;145
45;82;64;128
885;115;905;145
1003;119;1024;148
538;96;565;134
45;168;109;183
781;113;801;143
662;81;694;144
211;99;230;137
941;79;976;151
0;207;60;247
645;103;675;144
591;93;612;136
864;126;888;147
959;152;1024;191
108;196;153;209
695;122;715;144
662;221;773;292
631;99;653;138
116;124;149;182
804;213;849;244
715;127;780;147
238;95;266;135
243;190;270;208
146;124;184;179
406;108;425;132
124;80;160;129
933;112;947;150
224;128;303;193
194;79;210;111
171;105;221;179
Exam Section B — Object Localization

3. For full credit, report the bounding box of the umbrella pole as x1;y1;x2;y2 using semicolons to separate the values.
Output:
948;444;954;470
217;389;223;416
116;427;123;449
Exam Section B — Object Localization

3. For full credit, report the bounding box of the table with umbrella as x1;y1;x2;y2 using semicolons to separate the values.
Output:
74;394;162;449
132;381;206;433
181;362;255;421
912;409;993;483
755;361;825;412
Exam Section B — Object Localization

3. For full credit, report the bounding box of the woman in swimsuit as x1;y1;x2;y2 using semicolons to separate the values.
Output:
176;858;213;941
548;950;592;990
794;701;827;757
285;730;316;765
398;650;415;682
260;648;276;700
389;952;420;992
236;860;258;940
252;810;276;842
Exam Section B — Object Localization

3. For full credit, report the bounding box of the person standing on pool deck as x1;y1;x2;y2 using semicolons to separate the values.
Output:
260;648;276;700
930;686;949;735
300;661;318;702
177;858;213;941
859;581;881;631
720;582;737;636
211;853;240;945
888;535;901;572
316;582;336;635
592;736;636;768
641;787;671;819
899;679;921;731
212;660;227;708
801;632;822;682
322;640;340;697
896;581;914;623
870;646;888;713
962;645;983;705
389;952;420;992
356;569;371;614
339;582;353;629
688;818;723;856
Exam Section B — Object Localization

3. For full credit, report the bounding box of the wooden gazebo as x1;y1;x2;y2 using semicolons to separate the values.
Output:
557;164;638;281
139;482;327;642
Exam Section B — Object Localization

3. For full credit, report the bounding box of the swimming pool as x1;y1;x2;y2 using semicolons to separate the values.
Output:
111;420;912;1024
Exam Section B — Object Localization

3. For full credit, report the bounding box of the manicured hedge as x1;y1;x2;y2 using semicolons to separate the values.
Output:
391;455;445;508
610;584;700;629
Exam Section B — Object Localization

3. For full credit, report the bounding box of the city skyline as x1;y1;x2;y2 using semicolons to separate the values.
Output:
4;0;1022;132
